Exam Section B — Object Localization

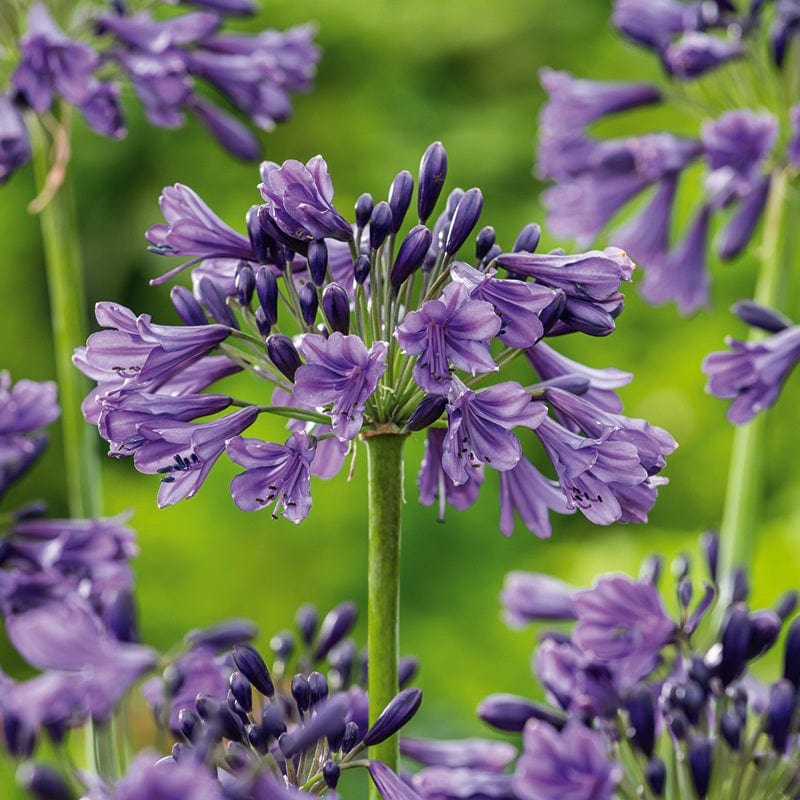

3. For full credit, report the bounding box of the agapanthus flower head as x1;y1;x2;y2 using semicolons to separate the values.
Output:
538;3;800;320
79;141;673;540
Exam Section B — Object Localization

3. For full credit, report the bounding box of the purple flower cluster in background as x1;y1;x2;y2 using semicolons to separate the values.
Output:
0;0;320;182
75;141;676;535
537;2;800;317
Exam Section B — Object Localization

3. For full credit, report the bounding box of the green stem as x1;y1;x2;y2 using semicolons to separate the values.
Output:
718;169;792;606
29;111;102;519
364;433;405;782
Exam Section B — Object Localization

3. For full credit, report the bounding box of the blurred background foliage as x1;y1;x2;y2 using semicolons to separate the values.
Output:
1;0;800;792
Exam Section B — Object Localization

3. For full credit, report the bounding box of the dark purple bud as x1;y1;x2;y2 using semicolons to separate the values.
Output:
229;671;253;713
323;759;340;789
247;722;270;754
235;263;256;307
731;568;749;603
356;193;374;229
720;710;741;750
775;592;798;621
747;610;781;660
716;605;751;685
475;226;496;262
678;578;693;609
314;601;358;660
398;656;419;687
327;641;355;689
645;757;666;797
162;663;185;697
625;684;655;757
513;223;541;253
271;630;295;661
342;721;360;753
254;308;270;337
178;708;200;742
104;589;139;643
299;282;319;326
267;334;302;381
247;205;273;264
477;693;566;733
700;530;719;583
296;603;318;645
255;267;279;328
482;244;502;266
389;170;414;233
666;708;688;739
680;681;706;726
767;679;795;753
281;697;348;757
444;188;483;255
322;283;350;334
171;285;207;326
406;394;447;431
232;643;275;698
196;693;247;743
732;300;793;334
16;764;74;800
307;240;329;286
639;554;662;585
171;742;192;761
688;656;711;690
197;276;239;329
260;702;287;740
539;289;567;335
185;618;257;650
363;688;423;746
370;202;394;250
390;225;432;288
688;735;712;799
226;741;257;771
309;671;329;706
354;254;371;284
292;673;311;712
418;142;448;223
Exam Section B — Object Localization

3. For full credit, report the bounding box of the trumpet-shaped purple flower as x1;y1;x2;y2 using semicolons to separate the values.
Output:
514;720;621;800
110;751;224;800
259;157;353;244
702;321;800;423
395;282;500;393
294;333;387;441
0;96;31;184
443;380;547;485
612;0;697;50
572;575;676;683
227;431;315;521
664;32;743;78
501;571;576;626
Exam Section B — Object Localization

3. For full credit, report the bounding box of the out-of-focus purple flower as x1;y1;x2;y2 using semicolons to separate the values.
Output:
227;431;315;521
188;95;262;161
498;456;572;538
501;572;576;627
412;767;515;800
294;333;387;441
790;105;800;166
418;428;483;521
0;373;59;498
81;81;126;139
0;96;32;184
259;157;353;245
97;10;220;54
663;32;743;78
442;380;547;485
702;320;800;423
395;282;500;393
401;738;517;771
572;575;676;683
514;720;621;800
612;0;698;50
110;751;224;800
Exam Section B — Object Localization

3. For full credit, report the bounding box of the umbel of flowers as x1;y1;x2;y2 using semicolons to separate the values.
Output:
74;140;676;771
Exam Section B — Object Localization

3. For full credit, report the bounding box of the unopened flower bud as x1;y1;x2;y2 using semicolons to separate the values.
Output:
477;693;566;733
513;222;541;253
178;708;200;742
731;300;792;333
255;267;279;329
354;254;371;284
399;656;419;687
731;567;749;602
389;170;414;232
645;757;666;797
444;188;483;255
299;282;318;325
231;643;274;698
625;684;655;757
16;764;74;800
538;290;566;334
323;759;341;789
314;601;358;660
260;702;287;740
322;283;350;334
271;630;295;661
747;610;781;660
775;591;798;621
342;721;360;753
720;710;742;750
291;674;311;713
307;240;328;286
678;578;693;609
235;263;255;306
767;679;796;753
390;225;432;288
355;193;374;228
418;142;448;223
171;285;207;326
309;671;329;706
639;554;662;585
406;394;447;431
267;334;302;381
370;202;394;250
700;530;719;583
363;688;423;746
198;276;239;329
475;226;496;262
688;735;712;799
247;205;273;264
184;619;257;650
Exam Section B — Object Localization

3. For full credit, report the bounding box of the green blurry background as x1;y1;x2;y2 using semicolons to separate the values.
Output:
2;0;800;793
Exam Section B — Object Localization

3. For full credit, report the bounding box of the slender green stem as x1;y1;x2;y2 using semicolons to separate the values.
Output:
364;433;405;782
718;169;792;606
29;110;102;519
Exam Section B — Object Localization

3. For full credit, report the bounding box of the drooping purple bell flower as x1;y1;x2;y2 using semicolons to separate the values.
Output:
663;32;743;78
0;96;32;184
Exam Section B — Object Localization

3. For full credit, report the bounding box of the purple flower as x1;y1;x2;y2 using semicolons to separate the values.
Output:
612;0;697;50
418;428;483;521
98;10;220;53
501;572;576;626
395;282;501;393
227;431;315;521
132;406;259;506
702;323;800;423
442;380;547;485
663;32;743;79
111;751;224;800
81;81;126;139
259;157;353;245
790;105;800;167
0;96;31;184
12;3;99;113
498;456;572;538
450;262;554;348
572;575;676;683
188;95;262;161
294;333;388;441
401;738;517;771
412;767;515;800
514;720;621;800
